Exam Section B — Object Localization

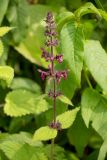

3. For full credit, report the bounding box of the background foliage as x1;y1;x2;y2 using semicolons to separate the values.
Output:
0;0;107;159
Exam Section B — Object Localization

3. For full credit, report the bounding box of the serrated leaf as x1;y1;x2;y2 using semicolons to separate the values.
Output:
81;88;107;140
33;126;57;141
56;107;80;129
0;27;13;37
0;66;14;86
84;40;107;93
58;95;73;106
0;132;42;148
60;21;84;85
0;140;46;160
74;2;101;19
0;40;4;57
4;89;49;117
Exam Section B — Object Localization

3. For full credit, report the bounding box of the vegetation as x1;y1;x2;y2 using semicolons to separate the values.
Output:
0;0;107;159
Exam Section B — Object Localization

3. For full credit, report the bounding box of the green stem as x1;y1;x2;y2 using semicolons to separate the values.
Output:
50;34;56;160
50;139;55;160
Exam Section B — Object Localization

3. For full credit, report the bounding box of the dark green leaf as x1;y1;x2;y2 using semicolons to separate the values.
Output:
67;111;92;156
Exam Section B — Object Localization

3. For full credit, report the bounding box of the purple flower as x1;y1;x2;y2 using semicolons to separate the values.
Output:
38;12;69;138
62;70;68;80
49;121;62;131
56;70;68;83
38;69;49;80
45;30;57;37
55;54;63;63
55;71;63;83
48;90;53;97
45;12;53;24
48;90;61;98
45;39;58;47
41;48;50;61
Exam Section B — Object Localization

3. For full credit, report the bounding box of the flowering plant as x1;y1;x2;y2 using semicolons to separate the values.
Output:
38;12;68;130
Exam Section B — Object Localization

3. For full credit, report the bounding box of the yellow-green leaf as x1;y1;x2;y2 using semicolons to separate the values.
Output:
0;40;4;57
0;27;13;37
0;66;14;86
56;107;80;129
58;95;73;106
4;89;49;117
33;126;57;141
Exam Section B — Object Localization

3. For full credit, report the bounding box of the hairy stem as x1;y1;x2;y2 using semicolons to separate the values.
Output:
50;34;56;160
50;138;55;160
50;36;57;124
53;78;56;123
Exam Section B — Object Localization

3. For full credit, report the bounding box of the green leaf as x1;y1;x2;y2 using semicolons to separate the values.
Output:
4;89;49;117
60;21;84;86
45;144;79;160
0;150;8;160
58;95;73;106
0;0;9;25
98;9;107;21
67;111;92;156
84;40;107;93
10;77;41;93
33;126;57;141
0;141;47;160
0;66;14;86
56;10;75;32
98;139;107;160
85;150;99;160
74;2;101;19
56;107;80;129
81;88;107;140
14;4;52;67
6;0;30;43
0;40;4;57
0;132;43;148
0;27;13;37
